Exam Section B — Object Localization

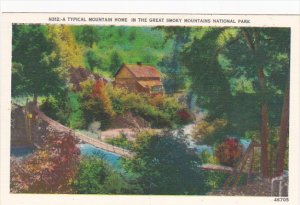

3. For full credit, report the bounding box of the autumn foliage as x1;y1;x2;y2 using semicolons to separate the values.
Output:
10;131;80;193
176;108;193;124
215;137;243;167
79;79;115;129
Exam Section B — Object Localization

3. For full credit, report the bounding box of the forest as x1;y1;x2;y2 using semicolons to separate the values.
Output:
10;24;290;195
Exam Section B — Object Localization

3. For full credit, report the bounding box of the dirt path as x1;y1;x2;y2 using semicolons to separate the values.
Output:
101;128;136;141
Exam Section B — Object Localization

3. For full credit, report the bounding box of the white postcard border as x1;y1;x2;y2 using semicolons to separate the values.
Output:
1;13;299;205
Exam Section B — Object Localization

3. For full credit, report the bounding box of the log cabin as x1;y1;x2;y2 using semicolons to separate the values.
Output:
114;63;164;95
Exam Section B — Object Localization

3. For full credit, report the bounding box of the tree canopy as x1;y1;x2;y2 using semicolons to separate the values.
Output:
123;131;208;194
12;25;65;99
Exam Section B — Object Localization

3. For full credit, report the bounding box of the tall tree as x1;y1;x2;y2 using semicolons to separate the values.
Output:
228;28;290;177
158;27;191;94
12;25;64;102
76;26;99;48
48;25;84;69
180;27;290;178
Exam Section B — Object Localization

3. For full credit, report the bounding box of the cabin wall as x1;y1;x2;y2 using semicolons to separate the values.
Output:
114;66;163;94
136;82;150;93
115;78;137;91
115;67;133;79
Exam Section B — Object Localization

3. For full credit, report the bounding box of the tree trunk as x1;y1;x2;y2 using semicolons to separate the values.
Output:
258;68;270;178
33;93;38;105
260;102;270;177
276;80;289;176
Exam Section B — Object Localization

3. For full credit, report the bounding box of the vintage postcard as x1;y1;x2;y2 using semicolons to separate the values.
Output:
0;13;299;205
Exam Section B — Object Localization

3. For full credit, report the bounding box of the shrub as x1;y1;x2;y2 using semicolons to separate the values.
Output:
105;134;133;150
202;171;229;191
148;95;188;126
10;132;80;193
67;92;85;129
107;85;193;128
122;130;208;195
40;95;69;125
176;108;193;124
192;118;229;145
107;85;173;128
200;150;217;164
79;79;115;129
72;155;129;194
215;137;243;167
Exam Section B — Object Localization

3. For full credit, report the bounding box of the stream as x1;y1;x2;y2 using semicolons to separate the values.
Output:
11;123;250;171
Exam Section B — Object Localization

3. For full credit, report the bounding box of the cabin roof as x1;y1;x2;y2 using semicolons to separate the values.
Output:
114;64;161;78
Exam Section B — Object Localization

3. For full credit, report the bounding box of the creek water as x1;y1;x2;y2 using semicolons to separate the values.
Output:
78;143;122;170
11;144;123;170
177;123;251;154
10;123;250;171
11;146;35;158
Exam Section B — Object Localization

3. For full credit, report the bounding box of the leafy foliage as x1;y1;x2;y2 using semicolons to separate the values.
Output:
202;171;229;191
79;79;115;129
192;118;229;145
176;108;194;124
107;85;186;128
105;134;133;150
72;155;129;194
67;92;85;129
215;137;243;167
10;132;80;193
39;94;69;125
48;25;84;69
181;28;233;119
122;130;208;194
72;26;174;76
12;25;65;99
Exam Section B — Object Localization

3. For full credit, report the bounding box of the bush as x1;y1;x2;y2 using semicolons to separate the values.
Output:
79;79;115;129
176;108;194;124
122;130;208;194
67;92;85;129
192;118;229;145
107;85;190;128
200;150;217;164
148;95;190;126
10;132;80;193
202;171;229;191
107;86;173;128
215;137;243;167
72;155;129;194
40;92;86;129
105;133;133;150
40;94;69;125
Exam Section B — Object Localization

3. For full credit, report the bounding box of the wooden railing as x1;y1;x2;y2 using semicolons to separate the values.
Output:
37;109;133;158
222;141;260;191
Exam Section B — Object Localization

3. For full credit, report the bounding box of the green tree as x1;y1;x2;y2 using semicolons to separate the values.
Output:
79;79;115;129
67;92;85;129
158;27;191;93
72;155;129;194
181;27;290;177
109;50;123;73
84;47;103;72
76;26;99;48
12;25;64;102
123;130;208;194
48;25;84;69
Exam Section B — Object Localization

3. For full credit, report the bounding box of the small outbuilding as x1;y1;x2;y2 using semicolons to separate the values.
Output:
114;63;164;95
